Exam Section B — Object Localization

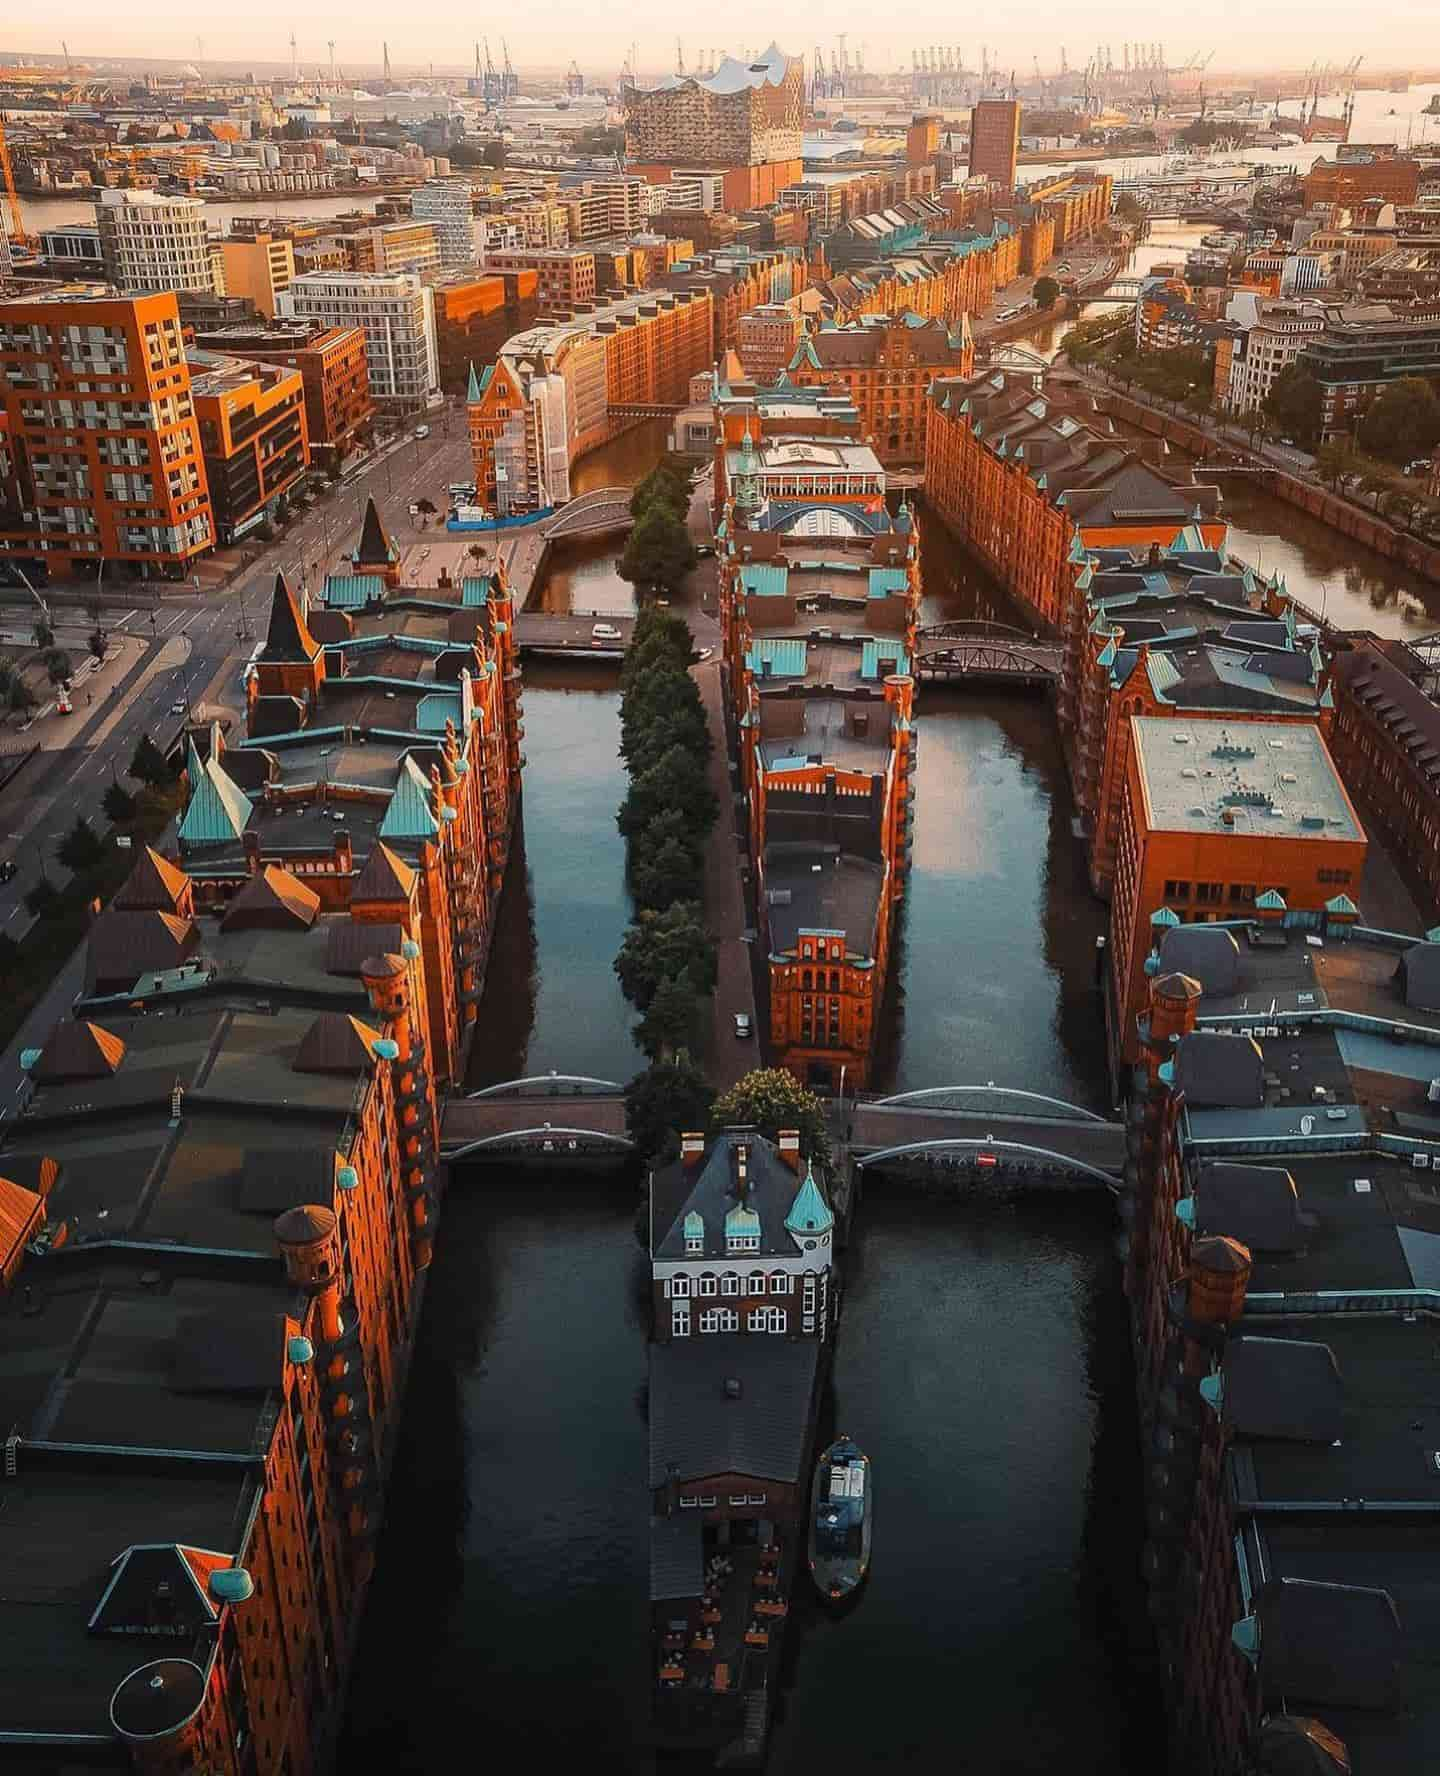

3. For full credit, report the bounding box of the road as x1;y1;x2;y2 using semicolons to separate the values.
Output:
0;411;476;1115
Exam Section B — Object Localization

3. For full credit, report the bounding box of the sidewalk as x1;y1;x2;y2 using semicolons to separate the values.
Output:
695;658;759;1093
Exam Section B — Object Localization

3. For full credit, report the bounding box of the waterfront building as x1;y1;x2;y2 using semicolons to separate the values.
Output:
779;164;939;233
624;45;805;213
409;180;480;268
1060;543;1335;898
1215;295;1325;416
1329;637;1440;921
481;246;603;310
191;322;374;470
810;229;1020;332
784;311;973;464
658;247;809;358
967;98;1021;194
822;198;948;270
647;1127;835;1740
1122;918;1440;1774
466;285;712;514
95;188;216;296
1106;715;1367;1075
215;233;296;320
36;221;104;275
0;286;214;579
1302;146;1421;209
189;350;309;545
279;272;438;415
923;365;1225;630
1297;301;1440;442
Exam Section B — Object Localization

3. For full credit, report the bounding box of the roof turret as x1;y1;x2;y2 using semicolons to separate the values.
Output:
784;1161;834;1239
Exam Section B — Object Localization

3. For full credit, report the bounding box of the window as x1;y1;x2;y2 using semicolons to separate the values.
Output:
1163;879;1191;901
721;1273;741;1296
669;1275;691;1299
747;1307;768;1332
1195;882;1223;905
685;1235;703;1255
698;1274;718;1297
698;1495;717;1509
746;1493;768;1506
672;1306;691;1337
700;1309;723;1333
748;1271;767;1296
679;1494;700;1509
1228;883;1256;904
769;1272;791;1295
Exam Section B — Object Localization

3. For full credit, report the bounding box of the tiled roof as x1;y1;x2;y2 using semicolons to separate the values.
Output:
220;866;321;932
350;842;416;905
260;572;318;663
0;1173;44;1271
31;1020;127;1085
292;1012;382;1075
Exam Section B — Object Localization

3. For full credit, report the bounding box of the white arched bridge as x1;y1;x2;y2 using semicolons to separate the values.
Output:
541;487;636;541
914;621;1064;689
440;1078;1123;1185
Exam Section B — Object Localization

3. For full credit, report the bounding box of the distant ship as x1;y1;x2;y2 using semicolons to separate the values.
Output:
808;1438;872;1600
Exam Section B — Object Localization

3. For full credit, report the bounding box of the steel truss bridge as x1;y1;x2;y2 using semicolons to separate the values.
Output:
914;620;1063;688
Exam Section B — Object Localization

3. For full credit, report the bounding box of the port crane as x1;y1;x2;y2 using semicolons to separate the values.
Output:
0;117;32;249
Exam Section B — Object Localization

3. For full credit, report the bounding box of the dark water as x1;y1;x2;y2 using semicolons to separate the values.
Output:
342;425;1160;1774
533;533;637;619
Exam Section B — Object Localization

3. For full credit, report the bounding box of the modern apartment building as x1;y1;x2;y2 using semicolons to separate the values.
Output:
0;287;213;578
1297;301;1440;440
410;180;479;267
429;270;539;395
215;233;296;319
192;322;374;468
1216;295;1325;414
481;246;600;310
95;188;216;295
280;272;438;413
347;222;442;279
968;98;1021;193
189;350;309;544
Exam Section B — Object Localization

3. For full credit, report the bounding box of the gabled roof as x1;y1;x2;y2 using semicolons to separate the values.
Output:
113;846;191;914
259;572;318;664
292;1012;382;1075
0;1174;44;1273
379;756;440;841
220;865;321;932
179;743;253;846
88;1544;230;1638
86;909;200;993
354;496;398;567
31;1019;127;1085
350;841;416;905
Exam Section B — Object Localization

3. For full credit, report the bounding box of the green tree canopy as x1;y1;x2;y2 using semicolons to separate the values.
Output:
1033;275;1060;311
636;972;700;1060
24;877;61;920
629;463;691;522
1315;438;1364;491
618;744;718;842
625;1055;716;1165
1358;376;1440;467
31;619;53;651
129;734;173;788
631;829;703;912
710;1068;832;1165
1262;364;1324;450
43;648;71;686
102;781;138;823
614;900;717;1010
57;815;104;874
618;504;697;593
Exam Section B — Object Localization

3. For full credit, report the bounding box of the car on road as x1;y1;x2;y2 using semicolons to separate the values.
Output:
696;543;715;557
591;623;623;641
695;647;713;662
413;425;430;440
0;860;15;884
170;700;188;715
733;1012;753;1039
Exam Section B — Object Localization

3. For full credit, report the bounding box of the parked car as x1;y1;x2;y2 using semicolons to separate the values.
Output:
591;622;622;641
696;543;715;558
734;1012;753;1039
170;699;188;715
414;424;430;440
0;860;16;884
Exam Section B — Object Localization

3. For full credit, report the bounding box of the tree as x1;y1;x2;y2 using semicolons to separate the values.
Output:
415;497;437;517
7;675;34;714
625;1055;716;1164
636;972;699;1060
629;464;690;522
481;139;507;169
0;930;19;982
620;664;704;755
618;504;697;593
129;733;172;788
43;647;71;686
1262;364;1324;451
710;1068;832;1165
625;708;711;781
617;745;718;841
1315;438;1362;491
1358;376;1440;467
31;619;53;651
631;827;703;912
57;815;104;874
614;901;717;1010
102;781;138;823
24;877;61;920
1033;275;1060;311
89;627;108;660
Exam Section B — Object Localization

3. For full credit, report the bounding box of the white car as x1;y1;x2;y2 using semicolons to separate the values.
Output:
414;424;430;440
591;623;622;641
734;1012;753;1039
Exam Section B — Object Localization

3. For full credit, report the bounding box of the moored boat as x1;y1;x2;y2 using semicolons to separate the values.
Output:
808;1438;871;1600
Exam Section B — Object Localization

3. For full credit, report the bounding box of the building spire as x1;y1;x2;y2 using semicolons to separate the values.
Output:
466;359;481;402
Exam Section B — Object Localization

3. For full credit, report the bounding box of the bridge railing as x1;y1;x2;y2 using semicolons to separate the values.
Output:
853;1136;1120;1190
866;1085;1107;1122
464;1072;623;1100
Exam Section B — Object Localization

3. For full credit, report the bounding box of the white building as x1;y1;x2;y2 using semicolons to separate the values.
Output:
95;190;216;296
280;271;438;412
410;180;480;268
1221;293;1326;415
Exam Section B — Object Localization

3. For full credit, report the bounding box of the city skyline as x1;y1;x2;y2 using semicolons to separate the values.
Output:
3;12;1437;77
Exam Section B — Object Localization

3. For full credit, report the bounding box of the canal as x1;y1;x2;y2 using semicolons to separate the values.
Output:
339;421;1164;1770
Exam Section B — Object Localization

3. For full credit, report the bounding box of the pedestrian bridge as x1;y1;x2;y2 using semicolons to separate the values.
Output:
543;487;636;542
848;1086;1124;1188
441;1074;635;1162
914;621;1063;689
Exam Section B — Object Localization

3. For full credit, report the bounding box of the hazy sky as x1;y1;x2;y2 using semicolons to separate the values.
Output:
4;7;1438;77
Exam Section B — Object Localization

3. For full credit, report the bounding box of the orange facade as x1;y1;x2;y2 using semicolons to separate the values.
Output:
0;288;214;577
786;313;972;464
192;356;309;544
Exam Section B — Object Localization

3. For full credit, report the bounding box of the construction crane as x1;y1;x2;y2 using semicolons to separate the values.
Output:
501;40;516;99
675;39;685;76
565;60;583;99
382;42;392;88
0;117;32;249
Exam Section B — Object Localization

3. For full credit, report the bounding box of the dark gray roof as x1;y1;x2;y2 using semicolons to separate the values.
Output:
649;1514;704;1603
236;1146;337;1213
648;1336;820;1487
1160;924;1241;994
1175;1031;1265;1108
1399;941;1440;1012
170;1309;286;1394
1196;1161;1303;1250
1225;1336;1343;1444
761;843;885;957
653;1131;812;1261
1255;1577;1404;1710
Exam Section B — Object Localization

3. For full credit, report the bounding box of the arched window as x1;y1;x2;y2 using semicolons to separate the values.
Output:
748;1271;767;1297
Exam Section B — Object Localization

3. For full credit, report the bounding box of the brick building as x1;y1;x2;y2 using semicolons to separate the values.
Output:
0;287;214;578
785;312;973;463
1107;716;1367;1075
658;246;809;356
1302;147;1421;209
192;322;374;469
481;246;600;311
189;350;309;545
736;303;807;381
429;270;539;395
1297;301;1440;441
968;98;1021;193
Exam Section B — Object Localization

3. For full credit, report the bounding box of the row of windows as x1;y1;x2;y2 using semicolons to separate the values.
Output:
671;1305;789;1335
678;1492;768;1509
665;1271;800;1298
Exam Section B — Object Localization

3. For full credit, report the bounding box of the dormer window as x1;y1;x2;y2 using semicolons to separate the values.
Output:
683;1209;704;1256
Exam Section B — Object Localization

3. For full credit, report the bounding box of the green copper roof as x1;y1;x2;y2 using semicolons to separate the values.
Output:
461;575;491;607
784;1161;834;1238
860;640;910;680
380;756;440;841
867;567;908;599
724;1202;761;1241
1255;889;1287;911
1150;906;1181;929
683;1210;704;1241
180;742;253;846
467;360;481;402
322;574;384;610
747;638;808;678
416;692;463;732
740;564;788;598
1326;893;1358;915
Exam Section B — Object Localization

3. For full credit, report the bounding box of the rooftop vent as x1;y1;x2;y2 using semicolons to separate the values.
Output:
723;1378;743;1400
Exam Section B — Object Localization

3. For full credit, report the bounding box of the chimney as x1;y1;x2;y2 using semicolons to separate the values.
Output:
1147;540;1161;567
334;829;353;875
733;1140;750;1198
777;1129;801;1173
243;829;262;873
681;1131;706;1166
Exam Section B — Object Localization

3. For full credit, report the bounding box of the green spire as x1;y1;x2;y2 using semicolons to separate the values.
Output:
466;360;481;402
784;1160;834;1239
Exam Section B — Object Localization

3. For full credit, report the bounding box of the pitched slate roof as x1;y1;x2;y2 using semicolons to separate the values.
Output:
259;572;319;664
648;1337;821;1487
113;846;191;914
649;1514;704;1603
652;1132;821;1261
88;1544;228;1637
86;910;200;994
1222;1335;1343;1443
354;496;398;568
350;841;417;906
292;1012;382;1075
31;1019;127;1085
220;865;321;932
